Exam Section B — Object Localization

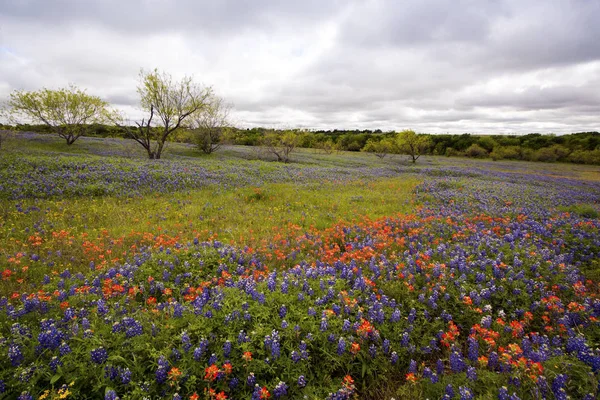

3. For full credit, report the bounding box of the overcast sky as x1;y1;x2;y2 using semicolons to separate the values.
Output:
1;0;599;134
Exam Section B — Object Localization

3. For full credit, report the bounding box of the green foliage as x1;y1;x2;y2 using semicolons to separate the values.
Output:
465;143;489;158
490;146;523;161
568;149;600;165
362;138;396;158
262;129;305;163
558;204;600;219
7;85;110;145
115;69;213;159
395;130;432;163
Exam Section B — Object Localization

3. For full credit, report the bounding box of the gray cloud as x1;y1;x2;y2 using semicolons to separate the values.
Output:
1;0;599;133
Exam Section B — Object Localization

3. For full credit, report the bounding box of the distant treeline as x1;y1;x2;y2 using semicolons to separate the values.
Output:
3;123;599;165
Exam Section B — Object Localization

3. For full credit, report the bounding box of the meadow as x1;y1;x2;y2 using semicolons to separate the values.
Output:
1;133;600;400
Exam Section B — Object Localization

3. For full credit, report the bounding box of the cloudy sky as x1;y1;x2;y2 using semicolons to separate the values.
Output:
1;0;599;134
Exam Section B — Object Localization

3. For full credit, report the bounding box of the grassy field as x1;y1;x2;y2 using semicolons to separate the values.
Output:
0;133;599;399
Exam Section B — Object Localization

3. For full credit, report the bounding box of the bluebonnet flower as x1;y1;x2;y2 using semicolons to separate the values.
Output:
123;318;143;338
223;340;232;357
466;366;477;381
291;350;301;363
552;374;567;400
368;344;377;359
337;337;346;355
229;377;240;389
467;336;478;361
488;351;499;369
459;386;474;400
274;381;288;398
247;373;256;386
382;339;390;354
445;385;454;398
171;348;181;361
408;359;417;373
120;367;132;384
279;305;287;318
209;353;218;365
173;302;184;318
90;347;108;364
8;343;24;366
298;375;307;387
105;389;119;400
155;356;169;384
181;331;191;352
450;349;466;372
408;308;416;323
97;299;109;315
436;359;444;375
342;319;351;331
320;317;328;332
49;356;62;372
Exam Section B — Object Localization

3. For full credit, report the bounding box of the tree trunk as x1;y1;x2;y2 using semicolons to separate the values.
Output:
155;141;164;160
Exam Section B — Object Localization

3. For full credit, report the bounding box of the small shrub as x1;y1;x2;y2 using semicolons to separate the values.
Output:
490;146;522;160
464;144;488;158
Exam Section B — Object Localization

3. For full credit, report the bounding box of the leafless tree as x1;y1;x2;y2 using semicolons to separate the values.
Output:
191;94;232;154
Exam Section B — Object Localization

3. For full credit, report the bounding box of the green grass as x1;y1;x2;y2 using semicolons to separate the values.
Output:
0;177;419;290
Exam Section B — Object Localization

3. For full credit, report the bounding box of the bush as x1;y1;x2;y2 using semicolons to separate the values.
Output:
531;145;570;162
464;144;488;158
568;149;600;165
490;146;522;160
476;136;497;152
445;147;464;157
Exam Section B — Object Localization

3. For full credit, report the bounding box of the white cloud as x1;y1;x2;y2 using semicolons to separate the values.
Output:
0;0;599;133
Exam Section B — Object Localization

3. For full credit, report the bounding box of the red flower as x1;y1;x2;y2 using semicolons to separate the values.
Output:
259;387;271;399
204;364;220;381
222;362;232;374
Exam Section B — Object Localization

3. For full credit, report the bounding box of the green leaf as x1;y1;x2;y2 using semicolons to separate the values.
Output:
50;374;62;385
108;355;127;363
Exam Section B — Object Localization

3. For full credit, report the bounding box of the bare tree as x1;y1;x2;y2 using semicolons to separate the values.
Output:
7;85;110;145
191;94;232;154
115;69;212;159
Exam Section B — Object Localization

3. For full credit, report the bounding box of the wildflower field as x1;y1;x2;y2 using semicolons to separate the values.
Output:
1;134;600;400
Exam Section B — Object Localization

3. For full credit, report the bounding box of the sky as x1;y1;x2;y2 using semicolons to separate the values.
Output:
1;0;599;134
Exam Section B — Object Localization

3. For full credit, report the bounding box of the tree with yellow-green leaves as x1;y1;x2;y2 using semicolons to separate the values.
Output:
8;85;110;145
262;129;304;163
395;129;432;163
114;69;213;160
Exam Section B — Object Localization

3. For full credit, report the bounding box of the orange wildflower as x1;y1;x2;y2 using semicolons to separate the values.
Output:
204;364;220;381
168;367;182;381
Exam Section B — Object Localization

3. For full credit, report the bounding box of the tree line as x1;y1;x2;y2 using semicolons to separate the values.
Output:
1;69;599;164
